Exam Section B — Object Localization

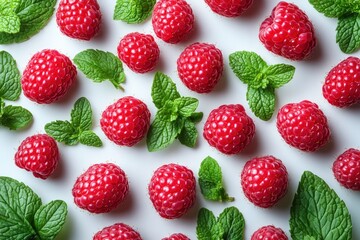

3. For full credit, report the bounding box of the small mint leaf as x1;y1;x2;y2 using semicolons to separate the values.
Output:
174;97;199;117
178;120;198;148
70;97;92;132
265;64;295;88
45;120;78;145
152;72;181;109
246;86;275;121
157;100;179;122
0;51;21;101
0;12;20;34
196;208;224;240
114;0;155;24
79;130;103;147
336;13;360;53
308;0;351;18
218;207;245;240
0;105;33;130
189;112;203;123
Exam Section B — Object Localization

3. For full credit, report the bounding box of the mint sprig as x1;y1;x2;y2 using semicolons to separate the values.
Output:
0;176;67;240
198;156;234;202
229;51;295;121
147;72;203;152
45;97;102;147
0;0;21;34
290;171;352;240
114;0;155;24
73;49;125;90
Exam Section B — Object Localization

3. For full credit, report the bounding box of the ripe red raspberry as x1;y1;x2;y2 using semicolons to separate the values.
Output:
251;225;288;240
56;0;101;40
14;134;59;180
332;148;360;191
277;100;330;152
148;164;196;219
259;2;316;60
205;0;254;17
203;104;255;154
152;0;194;44
22;49;76;104
100;96;151;147
117;32;160;73
72;163;129;213
241;156;288;208
177;42;223;93
162;233;190;240
323;57;360;107
93;223;142;240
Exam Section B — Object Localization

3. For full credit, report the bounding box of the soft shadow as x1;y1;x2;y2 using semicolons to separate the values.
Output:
312;133;338;158
50;153;66;180
303;38;324;63
179;19;201;46
211;66;230;95
92;17;110;43
55;76;81;106
239;131;261;157
180;193;201;222
55;210;73;240
106;190;134;216
241;0;266;20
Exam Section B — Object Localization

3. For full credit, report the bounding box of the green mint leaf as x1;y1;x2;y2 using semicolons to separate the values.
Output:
178;120;198;148
174;97;199;118
0;12;20;34
196;208;224;240
0;0;20;11
0;51;21;101
70;97;92;132
336;13;360;53
152;72;181;109
198;156;234;202
0;176;41;240
229;51;268;85
45;120;78;145
34;200;67;240
247;86;275;121
290;171;352;240
218;207;245;240
114;0;155;24
0;105;33;130
157;100;179;122
79;130;103;147
308;0;351;18
0;0;56;44
73;49;125;90
0;98;4;116
265;64;295;88
189;112;203;123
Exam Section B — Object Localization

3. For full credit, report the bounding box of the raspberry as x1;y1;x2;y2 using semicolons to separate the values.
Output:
332;148;360;191
100;96;151;147
72;163;129;213
21;49;76;104
259;2;316;60
152;0;194;44
205;0;254;17
241;156;288;208
203;104;255;154
56;0;101;40
148;163;196;219
323;57;360;107
162;233;190;240
177;42;223;93
14;134;59;179
117;32;160;73
93;223;142;240
251;225;288;240
277;100;331;152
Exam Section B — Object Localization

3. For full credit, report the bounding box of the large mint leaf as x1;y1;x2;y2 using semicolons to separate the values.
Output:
308;0;351;18
0;105;33;130
114;0;155;24
70;97;92;132
336;13;360;53
0;51;21;101
218;207;245;240
290;171;352;240
265;64;295;88
246;86;275;121
151;72;180;109
196;208;224;240
45;120;78;145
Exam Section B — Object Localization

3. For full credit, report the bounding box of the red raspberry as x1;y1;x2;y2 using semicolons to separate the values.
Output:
259;2;316;60
148;164;196;219
93;223;142;240
162;233;190;240
72;163;129;213
22;49;76;104
117;32;160;73
56;0;101;40
14;134;59;180
277;100;330;152
203;104;255;154
241;156;288;208
332;148;360;191
322;57;360;107
100;96;151;147
251;225;288;240
205;0;254;17
177;42;223;93
152;0;194;44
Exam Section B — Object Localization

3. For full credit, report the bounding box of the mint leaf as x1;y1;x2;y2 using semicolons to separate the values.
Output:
218;207;245;240
308;0;351;18
0;0;56;44
152;72;181;109
73;49;125;89
0;105;33;130
247;86;275;121
290;171;352;240
114;0;155;24
70;97;92;131
174;97;199;118
196;208;224;240
0;51;21;101
34;200;67;240
79;130;103;147
189;112;203;123
45;120;78;145
0;98;4;116
0;12;20;34
265;64;295;88
178;120;198;147
336;13;360;53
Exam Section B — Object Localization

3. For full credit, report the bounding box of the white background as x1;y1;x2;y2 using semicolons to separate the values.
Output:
1;0;360;239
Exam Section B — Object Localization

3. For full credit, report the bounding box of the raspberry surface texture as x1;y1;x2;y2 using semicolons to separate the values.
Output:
251;225;288;240
162;233;190;240
72;163;129;213
277;100;330;152
203;104;255;154
333;148;360;191
148;163;196;219
15;134;59;179
259;1;316;60
241;156;288;208
177;42;223;93
205;0;254;17
100;96;151;147
21;49;76;104
93;223;142;240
